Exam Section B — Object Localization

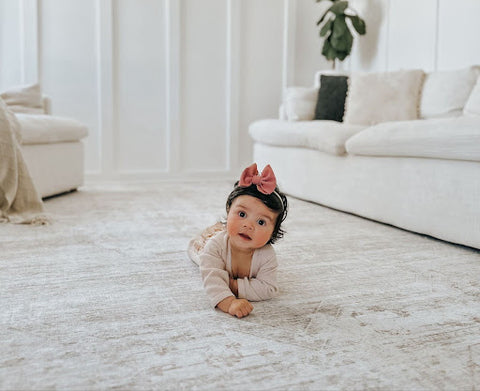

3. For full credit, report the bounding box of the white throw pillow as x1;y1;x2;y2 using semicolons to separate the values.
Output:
0;83;44;114
343;69;425;126
464;75;480;116
283;87;318;121
420;66;480;119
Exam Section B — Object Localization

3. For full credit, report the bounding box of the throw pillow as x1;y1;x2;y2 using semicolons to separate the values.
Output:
343;69;425;126
0;83;44;114
314;75;348;122
463;75;480;116
420;66;480;118
283;87;318;121
313;69;349;88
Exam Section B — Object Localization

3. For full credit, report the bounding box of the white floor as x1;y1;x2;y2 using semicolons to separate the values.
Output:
1;181;479;389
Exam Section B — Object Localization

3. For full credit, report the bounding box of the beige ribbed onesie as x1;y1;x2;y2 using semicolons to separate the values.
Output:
188;227;279;307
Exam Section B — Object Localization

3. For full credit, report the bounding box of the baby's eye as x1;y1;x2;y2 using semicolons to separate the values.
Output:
238;211;246;218
257;219;266;226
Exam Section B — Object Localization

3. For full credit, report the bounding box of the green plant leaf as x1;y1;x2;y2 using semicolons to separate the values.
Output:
328;1;348;15
331;29;353;51
336;50;349;61
330;16;353;53
322;39;337;61
316;10;329;26
346;14;366;35
316;0;366;62
332;15;348;37
320;18;333;37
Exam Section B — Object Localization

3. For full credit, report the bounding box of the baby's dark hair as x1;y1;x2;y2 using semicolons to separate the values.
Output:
226;182;288;244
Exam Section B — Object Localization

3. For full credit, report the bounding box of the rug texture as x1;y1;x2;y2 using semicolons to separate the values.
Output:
1;181;479;390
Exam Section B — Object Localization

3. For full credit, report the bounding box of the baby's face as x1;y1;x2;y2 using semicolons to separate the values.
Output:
226;195;278;252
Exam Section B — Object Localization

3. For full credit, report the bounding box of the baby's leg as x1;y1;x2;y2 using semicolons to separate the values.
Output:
187;222;225;265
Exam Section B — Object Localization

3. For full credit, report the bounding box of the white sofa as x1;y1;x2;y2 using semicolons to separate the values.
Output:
1;84;88;198
249;67;480;250
19;112;88;198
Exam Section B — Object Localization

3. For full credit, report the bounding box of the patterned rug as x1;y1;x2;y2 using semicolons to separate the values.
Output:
1;181;479;390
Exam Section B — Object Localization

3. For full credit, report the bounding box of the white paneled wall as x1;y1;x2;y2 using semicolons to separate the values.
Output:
0;0;22;87
1;0;480;180
293;0;330;86
346;0;480;74
387;0;438;71
238;0;285;170
40;0;100;172
180;0;227;173
115;0;167;174
437;0;480;70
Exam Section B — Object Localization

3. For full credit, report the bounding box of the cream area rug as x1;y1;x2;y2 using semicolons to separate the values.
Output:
1;181;479;390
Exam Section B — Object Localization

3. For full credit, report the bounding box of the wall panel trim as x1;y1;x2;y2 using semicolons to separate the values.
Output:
226;0;240;173
282;0;296;96
94;0;115;176
165;0;181;173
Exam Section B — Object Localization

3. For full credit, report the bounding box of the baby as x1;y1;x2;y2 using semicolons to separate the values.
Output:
188;163;288;318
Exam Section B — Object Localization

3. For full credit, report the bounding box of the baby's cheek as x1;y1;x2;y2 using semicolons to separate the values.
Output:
260;228;274;244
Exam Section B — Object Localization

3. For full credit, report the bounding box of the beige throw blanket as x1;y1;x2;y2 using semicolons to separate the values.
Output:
0;97;48;224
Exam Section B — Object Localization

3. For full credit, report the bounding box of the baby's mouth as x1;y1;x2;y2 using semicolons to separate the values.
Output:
239;233;252;240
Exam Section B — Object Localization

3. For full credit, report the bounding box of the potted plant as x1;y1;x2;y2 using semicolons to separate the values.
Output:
316;0;366;64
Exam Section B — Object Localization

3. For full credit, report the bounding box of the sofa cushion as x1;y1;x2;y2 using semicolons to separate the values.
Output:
313;69;349;88
314;75;349;122
420;66;480;119
345;117;480;162
464;76;480;116
0;83;45;114
16;114;88;145
344;69;425;126
283;87;318;121
249;119;366;156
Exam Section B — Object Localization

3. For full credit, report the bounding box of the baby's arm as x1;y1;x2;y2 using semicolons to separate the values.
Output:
237;251;279;301
199;251;235;307
199;235;253;317
229;276;238;296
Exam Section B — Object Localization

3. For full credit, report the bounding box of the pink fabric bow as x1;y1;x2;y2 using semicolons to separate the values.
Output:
239;163;277;195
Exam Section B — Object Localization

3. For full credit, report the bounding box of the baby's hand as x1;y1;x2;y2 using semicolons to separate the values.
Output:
228;298;253;318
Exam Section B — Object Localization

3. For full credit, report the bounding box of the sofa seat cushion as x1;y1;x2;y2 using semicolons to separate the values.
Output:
345;117;480;162
16;113;88;145
249;119;366;155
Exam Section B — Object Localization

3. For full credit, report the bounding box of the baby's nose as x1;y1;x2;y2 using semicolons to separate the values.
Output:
243;220;254;230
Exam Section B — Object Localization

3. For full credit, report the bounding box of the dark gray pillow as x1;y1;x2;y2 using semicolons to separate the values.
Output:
314;75;349;122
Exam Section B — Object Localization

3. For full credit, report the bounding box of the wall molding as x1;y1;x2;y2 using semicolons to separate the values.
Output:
282;0;296;96
94;0;114;176
226;0;240;173
165;0;181;174
36;0;42;85
12;0;473;182
18;0;26;83
434;0;440;70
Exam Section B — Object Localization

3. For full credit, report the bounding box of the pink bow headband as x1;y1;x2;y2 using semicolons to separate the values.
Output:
239;163;277;195
238;163;284;208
